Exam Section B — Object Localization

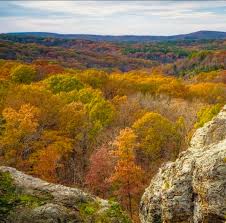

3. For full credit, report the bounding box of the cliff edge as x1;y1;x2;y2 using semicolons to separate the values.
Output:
140;105;226;223
0;166;130;223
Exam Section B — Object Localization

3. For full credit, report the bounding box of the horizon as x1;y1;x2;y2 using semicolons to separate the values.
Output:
3;30;226;37
1;1;226;35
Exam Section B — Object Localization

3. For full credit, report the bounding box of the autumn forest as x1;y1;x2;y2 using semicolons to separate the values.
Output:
0;34;226;221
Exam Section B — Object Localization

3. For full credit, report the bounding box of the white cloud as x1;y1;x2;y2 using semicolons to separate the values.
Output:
1;1;226;35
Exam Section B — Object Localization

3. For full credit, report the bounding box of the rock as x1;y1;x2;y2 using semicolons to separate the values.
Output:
0;166;130;223
140;105;226;223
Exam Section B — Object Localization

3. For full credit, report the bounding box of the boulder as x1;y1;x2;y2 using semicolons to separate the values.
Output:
0;166;130;223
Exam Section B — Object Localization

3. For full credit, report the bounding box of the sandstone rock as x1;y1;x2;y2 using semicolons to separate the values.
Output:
140;105;226;223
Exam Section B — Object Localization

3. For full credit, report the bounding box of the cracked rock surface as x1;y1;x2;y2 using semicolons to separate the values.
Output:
140;105;226;223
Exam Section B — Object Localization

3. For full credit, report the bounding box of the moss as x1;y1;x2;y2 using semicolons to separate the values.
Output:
79;201;100;217
101;201;131;223
18;194;47;208
0;171;18;218
78;200;131;223
0;171;49;220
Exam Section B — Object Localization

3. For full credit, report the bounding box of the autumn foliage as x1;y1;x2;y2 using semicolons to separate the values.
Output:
0;37;225;222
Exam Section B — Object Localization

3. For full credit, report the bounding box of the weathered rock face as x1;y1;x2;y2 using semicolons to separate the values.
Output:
140;105;226;223
0;166;130;223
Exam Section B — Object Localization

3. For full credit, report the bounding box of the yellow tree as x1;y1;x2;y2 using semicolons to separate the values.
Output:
31;130;73;182
1;103;40;167
133;112;181;161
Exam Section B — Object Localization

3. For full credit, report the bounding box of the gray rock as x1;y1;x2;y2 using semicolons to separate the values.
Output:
140;105;226;223
0;166;130;223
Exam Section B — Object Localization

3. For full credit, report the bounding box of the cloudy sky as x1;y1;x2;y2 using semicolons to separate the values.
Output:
1;1;226;35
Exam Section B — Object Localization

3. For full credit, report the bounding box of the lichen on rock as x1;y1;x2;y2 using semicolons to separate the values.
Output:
140;105;226;223
0;166;130;223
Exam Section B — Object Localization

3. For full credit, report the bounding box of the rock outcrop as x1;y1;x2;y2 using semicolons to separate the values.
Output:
140;105;226;223
0;166;130;223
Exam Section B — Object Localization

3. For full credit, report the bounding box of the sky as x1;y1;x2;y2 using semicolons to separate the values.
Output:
1;1;226;35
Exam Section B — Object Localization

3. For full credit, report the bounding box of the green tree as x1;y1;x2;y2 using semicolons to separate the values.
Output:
10;65;36;84
45;74;84;94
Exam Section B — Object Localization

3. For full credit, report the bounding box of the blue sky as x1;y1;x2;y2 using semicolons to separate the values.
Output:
1;1;226;35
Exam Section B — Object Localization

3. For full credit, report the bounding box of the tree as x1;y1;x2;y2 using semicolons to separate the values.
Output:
75;87;102;104
85;145;115;198
88;97;115;130
10;64;36;84
32;130;73;182
59;102;89;184
189;82;226;104
59;97;115;185
0;104;40;167
111;95;145;127
132;112;181;166
5;84;63;128
109;128;144;219
78;69;109;89
45;74;84;94
59;102;88;139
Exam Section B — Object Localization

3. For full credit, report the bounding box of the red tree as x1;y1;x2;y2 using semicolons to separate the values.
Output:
85;145;115;198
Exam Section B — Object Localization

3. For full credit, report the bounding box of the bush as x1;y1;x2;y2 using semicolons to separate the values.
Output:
10;65;36;84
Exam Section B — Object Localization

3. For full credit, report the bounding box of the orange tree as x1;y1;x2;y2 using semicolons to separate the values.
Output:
109;128;144;219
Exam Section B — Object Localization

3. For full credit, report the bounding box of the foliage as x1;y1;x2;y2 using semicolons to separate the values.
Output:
0;171;16;218
45;74;84;93
195;104;222;128
4;84;63;128
32;130;73;182
1;104;40;166
189;82;226;103
132;112;181;160
0;80;9;111
77;69;109;89
0;36;226;221
109;128;144;219
85;145;115;197
79;200;131;223
88;97;115;129
10;64;36;84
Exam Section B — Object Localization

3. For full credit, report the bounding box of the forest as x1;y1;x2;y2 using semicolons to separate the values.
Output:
0;34;226;222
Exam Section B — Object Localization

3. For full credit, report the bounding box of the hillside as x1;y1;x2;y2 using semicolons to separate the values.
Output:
1;33;226;72
0;33;226;222
3;31;226;42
